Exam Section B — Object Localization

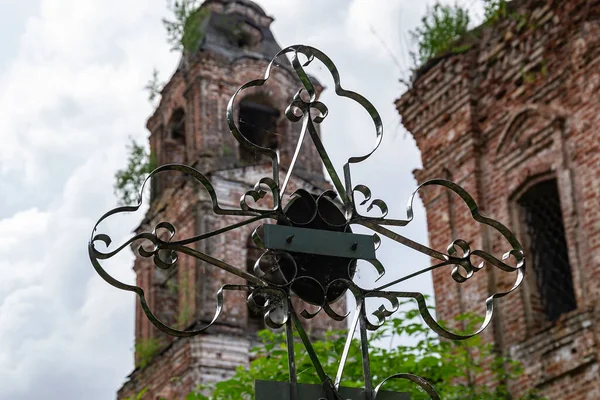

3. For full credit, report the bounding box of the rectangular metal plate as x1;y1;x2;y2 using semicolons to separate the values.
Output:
255;381;409;400
263;225;376;260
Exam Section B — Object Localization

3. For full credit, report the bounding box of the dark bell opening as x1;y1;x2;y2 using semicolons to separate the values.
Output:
277;193;356;305
238;100;279;163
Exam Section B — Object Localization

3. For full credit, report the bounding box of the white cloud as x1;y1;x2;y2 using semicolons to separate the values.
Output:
0;0;174;398
0;146;144;398
0;0;177;217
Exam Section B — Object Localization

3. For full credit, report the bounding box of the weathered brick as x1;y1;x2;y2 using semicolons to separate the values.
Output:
397;1;600;398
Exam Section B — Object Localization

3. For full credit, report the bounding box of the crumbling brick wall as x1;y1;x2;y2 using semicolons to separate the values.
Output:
397;0;600;398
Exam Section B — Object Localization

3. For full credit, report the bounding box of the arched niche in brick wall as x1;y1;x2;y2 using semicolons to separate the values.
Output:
495;104;567;159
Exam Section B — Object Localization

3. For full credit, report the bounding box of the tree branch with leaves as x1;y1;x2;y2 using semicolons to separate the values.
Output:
114;138;156;206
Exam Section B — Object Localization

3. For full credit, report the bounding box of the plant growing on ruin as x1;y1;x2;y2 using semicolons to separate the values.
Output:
483;0;509;23
123;388;150;400
145;68;165;104
410;3;471;65
163;0;203;51
410;0;517;67
114;138;156;206
135;338;163;369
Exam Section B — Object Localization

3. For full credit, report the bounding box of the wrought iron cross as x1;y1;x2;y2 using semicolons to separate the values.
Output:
89;45;525;400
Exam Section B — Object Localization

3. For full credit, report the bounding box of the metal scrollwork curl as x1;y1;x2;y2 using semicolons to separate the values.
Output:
89;45;526;400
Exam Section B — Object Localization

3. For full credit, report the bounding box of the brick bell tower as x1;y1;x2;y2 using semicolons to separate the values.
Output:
397;0;600;399
118;1;337;398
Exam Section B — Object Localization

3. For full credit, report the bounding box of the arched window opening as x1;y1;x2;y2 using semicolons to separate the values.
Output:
238;98;279;163
246;235;265;332
168;108;186;145
517;178;576;323
155;108;187;196
233;22;262;49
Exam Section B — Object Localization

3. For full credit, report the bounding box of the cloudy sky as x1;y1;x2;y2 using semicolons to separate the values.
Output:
0;0;484;398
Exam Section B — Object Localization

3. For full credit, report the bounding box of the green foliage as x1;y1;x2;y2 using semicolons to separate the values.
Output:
123;387;148;400
181;7;211;52
135;338;163;369
484;0;532;32
410;3;471;65
163;0;203;52
483;0;508;23
144;68;164;103
124;388;168;400
114;138;156;206
410;1;534;66
187;303;544;400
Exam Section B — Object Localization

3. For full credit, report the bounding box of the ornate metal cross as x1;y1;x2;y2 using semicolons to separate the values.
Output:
89;45;525;400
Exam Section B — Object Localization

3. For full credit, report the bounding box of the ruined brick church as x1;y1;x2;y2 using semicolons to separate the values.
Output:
397;0;600;398
117;1;335;398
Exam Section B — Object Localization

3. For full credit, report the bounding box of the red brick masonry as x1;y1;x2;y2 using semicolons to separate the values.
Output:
397;1;600;398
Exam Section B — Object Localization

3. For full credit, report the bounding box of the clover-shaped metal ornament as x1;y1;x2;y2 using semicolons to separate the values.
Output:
89;45;525;400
